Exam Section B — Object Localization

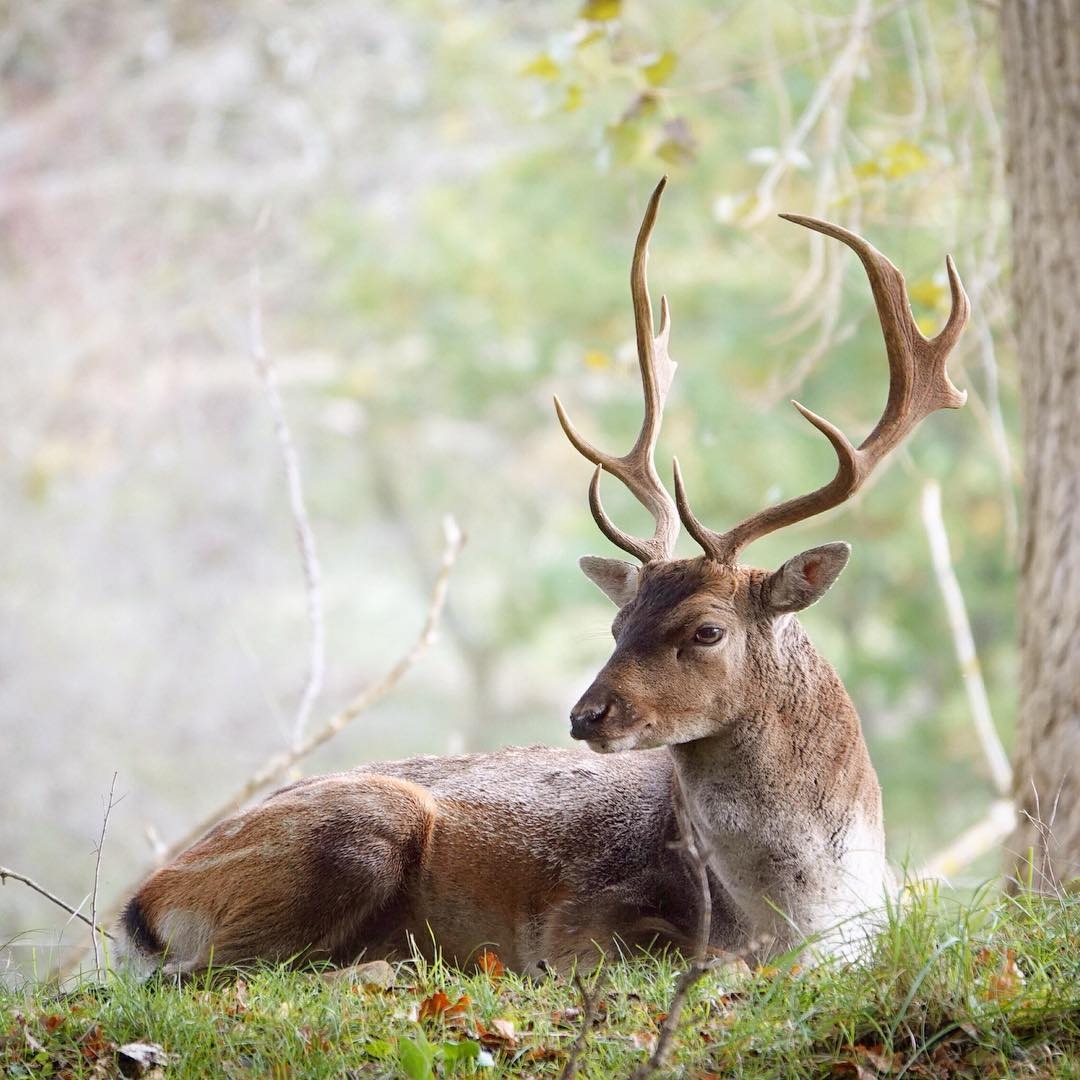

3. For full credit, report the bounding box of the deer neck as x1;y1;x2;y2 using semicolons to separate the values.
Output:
669;617;888;947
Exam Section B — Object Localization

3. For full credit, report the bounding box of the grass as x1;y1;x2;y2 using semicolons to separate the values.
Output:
2;885;1079;1078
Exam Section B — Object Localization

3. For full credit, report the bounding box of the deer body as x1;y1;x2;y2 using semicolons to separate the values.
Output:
119;178;966;976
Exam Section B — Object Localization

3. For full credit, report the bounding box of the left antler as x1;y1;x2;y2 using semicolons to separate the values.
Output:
554;177;680;564
675;215;970;565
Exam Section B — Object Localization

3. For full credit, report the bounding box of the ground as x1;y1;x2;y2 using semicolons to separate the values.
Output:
2;887;1079;1078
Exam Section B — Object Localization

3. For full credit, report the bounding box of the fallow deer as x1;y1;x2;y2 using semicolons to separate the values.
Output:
118;178;968;976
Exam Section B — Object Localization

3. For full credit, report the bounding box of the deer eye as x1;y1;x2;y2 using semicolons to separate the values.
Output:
693;625;725;645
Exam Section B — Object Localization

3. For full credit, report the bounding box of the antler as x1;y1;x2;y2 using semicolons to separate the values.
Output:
675;215;970;565
554;176;680;564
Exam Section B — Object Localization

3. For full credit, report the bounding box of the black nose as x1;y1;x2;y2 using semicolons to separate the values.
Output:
570;694;612;740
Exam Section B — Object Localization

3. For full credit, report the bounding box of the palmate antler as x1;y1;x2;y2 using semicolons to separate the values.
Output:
554;176;680;564
674;215;970;564
557;182;970;567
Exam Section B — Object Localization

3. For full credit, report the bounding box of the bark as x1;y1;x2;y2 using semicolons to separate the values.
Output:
1001;0;1080;889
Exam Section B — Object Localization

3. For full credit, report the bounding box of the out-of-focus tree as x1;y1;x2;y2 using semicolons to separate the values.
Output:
999;0;1080;890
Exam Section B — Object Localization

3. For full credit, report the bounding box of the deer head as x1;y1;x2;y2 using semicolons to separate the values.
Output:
556;178;969;753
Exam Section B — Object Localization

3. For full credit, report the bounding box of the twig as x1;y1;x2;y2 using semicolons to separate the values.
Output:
0;866;115;941
89;772;119;974
917;797;1015;879
558;972;602;1080
630;774;713;1079
920;481;1012;795
743;0;873;225
249;258;325;751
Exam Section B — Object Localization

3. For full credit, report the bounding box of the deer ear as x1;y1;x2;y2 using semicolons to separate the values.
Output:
765;542;851;615
580;556;641;608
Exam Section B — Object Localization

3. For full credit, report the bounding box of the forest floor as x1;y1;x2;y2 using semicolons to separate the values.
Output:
2;886;1079;1078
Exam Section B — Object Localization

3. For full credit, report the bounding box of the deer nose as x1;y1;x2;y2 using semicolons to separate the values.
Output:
569;694;612;740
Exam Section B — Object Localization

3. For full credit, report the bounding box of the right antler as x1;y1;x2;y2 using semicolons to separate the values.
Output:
554;177;680;564
674;215;969;565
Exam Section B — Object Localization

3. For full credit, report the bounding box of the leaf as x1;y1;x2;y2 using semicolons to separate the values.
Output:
478;1017;518;1051
397;1037;435;1080
655;117;696;165
520;53;560;80
117;1042;171;1078
985;948;1026;1001
324;959;396;988
442;1038;481;1070
563;83;585;112
476;950;505;977
908;278;947;310
419;991;471;1021
584;350;612;370
579;0;621;21
606;119;647;165
641;51;677;87
854;140;931;181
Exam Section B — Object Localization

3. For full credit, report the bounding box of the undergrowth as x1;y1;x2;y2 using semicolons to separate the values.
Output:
2;885;1078;1078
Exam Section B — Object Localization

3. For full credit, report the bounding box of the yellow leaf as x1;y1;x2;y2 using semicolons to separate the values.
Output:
881;139;930;178
852;159;881;179
584;350;612;369
576;28;606;51
915;315;939;337
563;83;585;112
520;52;560;80
909;278;947;309
606;119;646;164
641;50;677;87
579;0;621;21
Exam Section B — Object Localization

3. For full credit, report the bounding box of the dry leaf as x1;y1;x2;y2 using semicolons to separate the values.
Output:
117;1041;170;1078
476;950;505;978
418;991;470;1021
324;960;395;988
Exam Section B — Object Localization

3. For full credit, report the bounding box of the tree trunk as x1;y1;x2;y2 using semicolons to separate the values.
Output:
1001;0;1080;889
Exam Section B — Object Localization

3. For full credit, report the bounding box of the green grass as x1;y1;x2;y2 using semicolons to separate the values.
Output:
3;886;1079;1078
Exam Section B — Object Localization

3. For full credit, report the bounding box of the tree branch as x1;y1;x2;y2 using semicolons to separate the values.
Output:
920;481;1012;796
0;866;115;942
249;258;326;751
89;772;119;973
629;774;713;1079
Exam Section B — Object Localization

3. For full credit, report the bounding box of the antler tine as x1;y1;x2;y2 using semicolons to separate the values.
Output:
677;215;969;565
554;176;680;564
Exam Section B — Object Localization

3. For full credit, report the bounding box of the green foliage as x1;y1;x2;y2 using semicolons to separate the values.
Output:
3;890;1079;1077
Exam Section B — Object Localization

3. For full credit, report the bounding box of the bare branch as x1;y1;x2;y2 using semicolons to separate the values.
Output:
743;0;874;225
629;774;713;1080
920;481;1012;795
89;772;119;974
249;258;326;751
558;972;603;1080
0;866;115;941
918;797;1015;880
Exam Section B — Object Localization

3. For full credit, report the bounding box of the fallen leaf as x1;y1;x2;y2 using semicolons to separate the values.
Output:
418;991;471;1021
476;950;505;978
117;1041;170;1078
325;960;396;988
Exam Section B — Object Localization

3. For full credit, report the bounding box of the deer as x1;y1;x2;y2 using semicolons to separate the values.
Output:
117;178;968;977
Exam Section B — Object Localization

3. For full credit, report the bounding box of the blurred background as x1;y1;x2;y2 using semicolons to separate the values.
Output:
0;0;1014;978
